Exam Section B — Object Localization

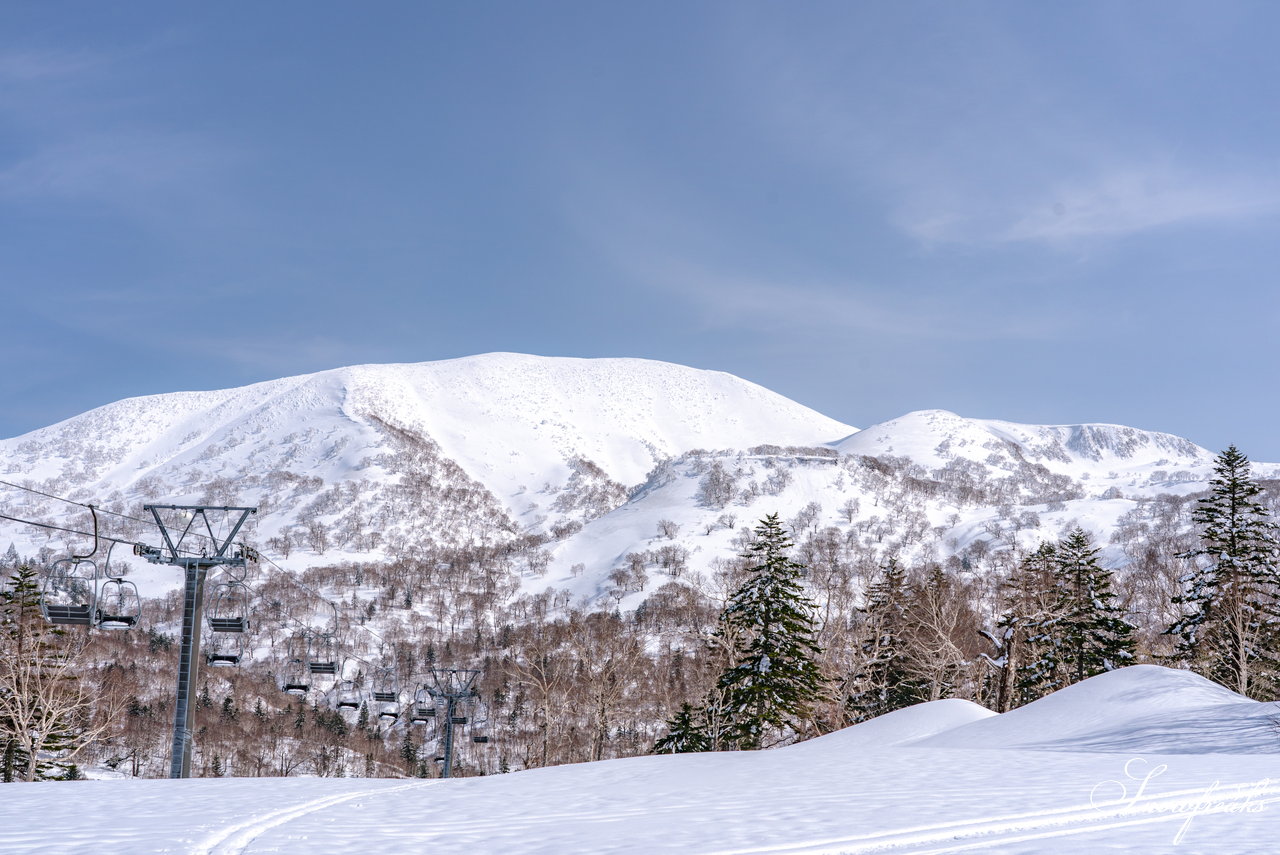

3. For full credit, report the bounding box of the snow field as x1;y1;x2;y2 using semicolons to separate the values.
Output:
2;666;1276;855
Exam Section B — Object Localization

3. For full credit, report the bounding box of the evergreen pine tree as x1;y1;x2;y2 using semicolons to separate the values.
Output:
399;729;418;768
846;560;929;722
652;702;710;754
1167;445;1280;698
356;700;370;733
988;542;1058;710
1015;532;1135;702
712;514;826;750
1047;528;1135;684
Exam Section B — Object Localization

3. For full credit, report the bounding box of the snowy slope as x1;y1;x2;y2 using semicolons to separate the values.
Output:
2;666;1277;854
919;664;1280;754
3;356;1277;609
537;409;1267;604
0;354;854;495
837;409;1213;477
0;354;854;562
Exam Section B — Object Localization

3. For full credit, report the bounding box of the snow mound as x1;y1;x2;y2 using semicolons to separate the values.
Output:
919;665;1280;754
788;699;997;753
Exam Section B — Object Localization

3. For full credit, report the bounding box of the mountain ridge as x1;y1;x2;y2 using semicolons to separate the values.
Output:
1;353;1272;605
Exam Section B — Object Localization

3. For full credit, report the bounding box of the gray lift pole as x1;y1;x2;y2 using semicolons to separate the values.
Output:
425;667;481;779
139;504;257;779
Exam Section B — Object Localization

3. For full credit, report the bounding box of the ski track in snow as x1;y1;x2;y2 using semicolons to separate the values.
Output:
707;781;1280;854
192;781;434;855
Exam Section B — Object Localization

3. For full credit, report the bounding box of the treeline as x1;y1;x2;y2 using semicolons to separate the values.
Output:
2;447;1278;780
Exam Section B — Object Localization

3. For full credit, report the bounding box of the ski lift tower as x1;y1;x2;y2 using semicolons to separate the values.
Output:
138;504;257;779
425;667;481;779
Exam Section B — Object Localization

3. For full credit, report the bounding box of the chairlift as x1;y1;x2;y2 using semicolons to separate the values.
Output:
307;633;338;675
409;687;438;725
335;679;361;711
281;658;310;694
282;678;310;696
370;665;399;704
95;576;141;629
472;735;490;744
40;558;96;626
368;665;400;720
280;636;312;695
207;580;251;633
205;631;245;667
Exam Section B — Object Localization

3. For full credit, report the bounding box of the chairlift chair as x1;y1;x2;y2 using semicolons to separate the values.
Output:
409;688;438;725
207;580;251;633
469;698;491;744
335;679;361;711
205;631;245;667
307;633;338;675
40;558;97;626
95;576;141;629
371;664;399;703
281;636;312;694
281;658;311;695
372;680;400;722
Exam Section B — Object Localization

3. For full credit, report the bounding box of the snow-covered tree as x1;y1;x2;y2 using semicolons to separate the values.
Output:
846;560;929;721
1015;531;1133;703
712;514;827;749
652;702;710;754
1044;528;1134;684
982;543;1058;711
1167;446;1280;698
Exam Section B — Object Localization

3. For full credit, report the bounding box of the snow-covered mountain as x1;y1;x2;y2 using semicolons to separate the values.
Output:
0;353;1273;604
0;354;850;574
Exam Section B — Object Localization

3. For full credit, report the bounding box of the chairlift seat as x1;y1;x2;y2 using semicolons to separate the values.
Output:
410;708;436;723
450;716;467;724
308;661;338;675
282;682;310;695
97;612;138;630
44;604;93;626
207;652;241;667
372;691;397;703
210;617;247;633
378;709;399;722
337;699;360;710
472;735;489;744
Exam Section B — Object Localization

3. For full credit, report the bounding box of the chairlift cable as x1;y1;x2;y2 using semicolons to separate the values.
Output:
0;479;219;546
0;510;144;549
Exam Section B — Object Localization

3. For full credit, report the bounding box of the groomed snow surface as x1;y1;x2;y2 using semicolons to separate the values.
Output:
3;666;1277;854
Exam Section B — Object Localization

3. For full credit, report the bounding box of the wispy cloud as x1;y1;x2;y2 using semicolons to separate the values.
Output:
1001;168;1279;243
0;131;234;205
0;49;102;82
722;7;1280;253
633;255;1072;342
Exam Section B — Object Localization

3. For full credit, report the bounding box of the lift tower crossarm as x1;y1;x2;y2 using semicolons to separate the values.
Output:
144;504;256;562
140;504;257;779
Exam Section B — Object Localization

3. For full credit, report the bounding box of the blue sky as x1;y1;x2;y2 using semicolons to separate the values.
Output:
3;1;1279;458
